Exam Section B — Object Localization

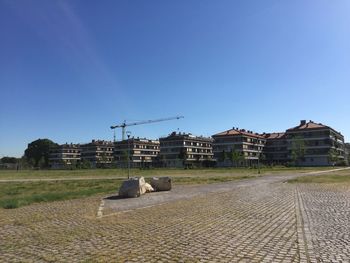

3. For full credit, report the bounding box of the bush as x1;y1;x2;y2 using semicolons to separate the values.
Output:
1;200;19;209
336;160;347;166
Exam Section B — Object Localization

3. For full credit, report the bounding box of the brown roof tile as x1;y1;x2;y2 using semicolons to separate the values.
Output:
287;121;328;131
263;132;286;139
213;128;265;139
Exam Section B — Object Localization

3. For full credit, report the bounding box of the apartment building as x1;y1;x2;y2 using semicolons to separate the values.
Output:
285;120;346;166
80;140;114;167
212;128;266;167
159;132;214;168
114;138;160;168
345;143;350;165
49;143;81;168
262;132;288;165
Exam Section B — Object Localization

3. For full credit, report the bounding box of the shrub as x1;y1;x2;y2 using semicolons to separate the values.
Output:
2;200;19;209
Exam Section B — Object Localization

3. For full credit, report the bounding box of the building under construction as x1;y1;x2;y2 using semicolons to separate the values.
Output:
113;138;160;168
159;132;214;168
48;119;347;169
213;120;347;167
80;140;114;168
49;143;81;169
212;128;266;167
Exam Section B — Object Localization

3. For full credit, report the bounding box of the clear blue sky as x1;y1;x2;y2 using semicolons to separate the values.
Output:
1;0;350;157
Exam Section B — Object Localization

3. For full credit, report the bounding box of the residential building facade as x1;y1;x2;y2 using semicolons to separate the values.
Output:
113;138;160;168
285;120;346;166
48;120;348;169
49;143;81;168
80;140;114;167
159;132;214;168
212;128;266;167
262;132;288;165
345;143;350;165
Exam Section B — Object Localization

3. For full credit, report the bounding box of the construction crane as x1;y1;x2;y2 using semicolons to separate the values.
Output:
110;116;184;141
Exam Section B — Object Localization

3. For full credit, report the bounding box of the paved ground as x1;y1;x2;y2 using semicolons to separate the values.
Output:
1;170;349;262
297;183;350;262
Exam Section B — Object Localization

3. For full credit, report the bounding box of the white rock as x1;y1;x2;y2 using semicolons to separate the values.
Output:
144;183;154;193
139;177;147;195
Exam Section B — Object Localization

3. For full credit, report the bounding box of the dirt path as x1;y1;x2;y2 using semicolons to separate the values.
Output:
100;167;350;217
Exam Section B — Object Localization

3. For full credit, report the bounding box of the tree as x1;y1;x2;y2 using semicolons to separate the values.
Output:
18;156;31;169
259;153;266;163
99;152;109;168
0;157;18;164
328;148;339;166
154;154;166;168
230;150;244;167
81;159;92;169
24;139;58;168
120;150;128;168
160;154;166;168
220;150;228;163
178;148;188;168
195;154;201;168
69;159;78;170
290;135;305;166
229;150;235;167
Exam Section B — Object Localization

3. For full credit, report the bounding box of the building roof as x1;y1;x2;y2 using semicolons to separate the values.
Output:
61;143;80;147
213;128;265;139
286;120;330;132
115;138;159;144
50;143;80;150
82;140;114;146
286;120;344;138
263;132;286;139
160;131;213;142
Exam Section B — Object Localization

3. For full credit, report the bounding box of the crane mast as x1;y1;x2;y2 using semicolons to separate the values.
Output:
110;116;184;141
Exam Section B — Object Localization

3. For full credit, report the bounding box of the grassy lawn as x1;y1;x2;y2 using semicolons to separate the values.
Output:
288;169;350;184
0;166;335;180
0;179;122;209
0;173;257;209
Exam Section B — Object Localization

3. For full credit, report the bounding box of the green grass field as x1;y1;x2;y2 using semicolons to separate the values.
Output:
288;169;350;184
0;179;122;209
0;166;334;180
0;173;256;209
0;166;342;209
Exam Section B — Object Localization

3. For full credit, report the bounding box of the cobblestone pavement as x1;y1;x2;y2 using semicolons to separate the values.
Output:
1;171;349;262
297;184;350;262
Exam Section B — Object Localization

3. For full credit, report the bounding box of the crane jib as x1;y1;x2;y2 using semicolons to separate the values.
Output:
110;116;184;141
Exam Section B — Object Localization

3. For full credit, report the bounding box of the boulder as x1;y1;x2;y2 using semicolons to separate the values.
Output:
150;177;172;191
119;177;147;198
